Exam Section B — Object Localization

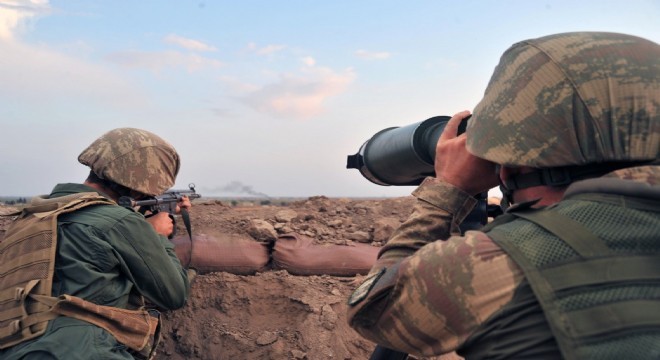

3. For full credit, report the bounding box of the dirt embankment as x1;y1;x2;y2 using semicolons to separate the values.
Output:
157;196;416;360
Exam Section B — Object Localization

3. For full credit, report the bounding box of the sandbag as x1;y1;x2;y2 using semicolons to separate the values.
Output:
272;233;379;276
172;234;270;275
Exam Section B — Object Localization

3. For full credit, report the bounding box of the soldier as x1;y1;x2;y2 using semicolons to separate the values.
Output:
348;32;659;359
0;128;191;359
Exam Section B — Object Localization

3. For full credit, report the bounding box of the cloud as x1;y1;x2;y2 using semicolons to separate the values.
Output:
247;42;286;56
0;1;143;109
0;0;50;41
301;56;315;66
105;50;223;72
164;34;217;52
0;40;143;107
355;49;391;60
220;75;261;93
210;107;235;118
236;63;356;119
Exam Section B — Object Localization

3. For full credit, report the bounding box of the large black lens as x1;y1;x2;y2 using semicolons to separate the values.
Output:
347;116;470;186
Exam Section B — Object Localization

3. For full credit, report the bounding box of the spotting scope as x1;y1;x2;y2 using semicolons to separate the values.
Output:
346;116;468;186
346;115;497;231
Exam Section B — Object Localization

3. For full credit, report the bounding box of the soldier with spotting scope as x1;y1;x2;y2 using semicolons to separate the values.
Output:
0;128;192;359
347;32;660;359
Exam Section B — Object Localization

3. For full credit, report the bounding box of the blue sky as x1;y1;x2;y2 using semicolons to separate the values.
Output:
1;0;658;198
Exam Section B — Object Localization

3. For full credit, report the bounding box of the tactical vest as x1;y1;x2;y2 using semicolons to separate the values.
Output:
485;188;660;359
0;193;161;359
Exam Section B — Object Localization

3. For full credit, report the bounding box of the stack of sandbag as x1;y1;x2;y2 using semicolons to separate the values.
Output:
172;234;271;275
172;232;380;277
272;233;379;276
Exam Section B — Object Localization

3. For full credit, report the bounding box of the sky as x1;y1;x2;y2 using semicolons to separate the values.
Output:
1;0;658;198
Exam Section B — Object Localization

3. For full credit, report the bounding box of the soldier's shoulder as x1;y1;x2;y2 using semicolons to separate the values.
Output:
604;165;659;185
60;202;138;230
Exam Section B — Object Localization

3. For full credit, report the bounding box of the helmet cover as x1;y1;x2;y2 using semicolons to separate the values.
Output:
78;128;180;196
467;32;660;167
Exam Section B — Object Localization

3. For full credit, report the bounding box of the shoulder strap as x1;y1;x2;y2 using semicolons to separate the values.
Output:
509;207;612;258
0;193;113;349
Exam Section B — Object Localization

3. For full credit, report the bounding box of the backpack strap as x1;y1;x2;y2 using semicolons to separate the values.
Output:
510;207;612;258
0;193;113;349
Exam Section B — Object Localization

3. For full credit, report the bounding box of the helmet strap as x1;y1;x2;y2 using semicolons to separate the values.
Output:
499;184;514;210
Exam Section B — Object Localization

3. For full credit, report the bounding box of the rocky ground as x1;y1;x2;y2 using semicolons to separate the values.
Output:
157;196;418;360
1;196;464;360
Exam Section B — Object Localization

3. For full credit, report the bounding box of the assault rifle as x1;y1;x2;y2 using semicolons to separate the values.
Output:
118;183;201;239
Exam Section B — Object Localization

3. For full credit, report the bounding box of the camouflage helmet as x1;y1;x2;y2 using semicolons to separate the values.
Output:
466;32;660;168
78;128;180;196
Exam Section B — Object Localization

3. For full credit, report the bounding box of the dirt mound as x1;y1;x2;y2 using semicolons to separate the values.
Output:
159;271;374;359
189;196;415;247
156;196;416;359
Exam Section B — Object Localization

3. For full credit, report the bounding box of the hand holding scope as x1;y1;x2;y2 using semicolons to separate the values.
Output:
346;115;501;232
346;116;468;186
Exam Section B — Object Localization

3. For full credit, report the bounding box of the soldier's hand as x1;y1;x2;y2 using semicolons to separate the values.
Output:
176;195;192;214
146;211;174;237
435;110;500;195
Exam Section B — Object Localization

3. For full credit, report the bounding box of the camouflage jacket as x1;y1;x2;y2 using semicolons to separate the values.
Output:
347;165;659;358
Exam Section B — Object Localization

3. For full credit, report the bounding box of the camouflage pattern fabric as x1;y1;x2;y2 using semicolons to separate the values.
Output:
466;32;660;167
78;128;180;196
602;164;660;185
347;177;524;356
347;166;659;357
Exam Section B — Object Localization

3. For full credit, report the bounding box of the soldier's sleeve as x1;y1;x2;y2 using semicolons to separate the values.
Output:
364;177;477;272
109;212;190;310
347;177;523;356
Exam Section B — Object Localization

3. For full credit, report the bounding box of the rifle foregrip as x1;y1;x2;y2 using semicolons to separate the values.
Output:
168;213;176;239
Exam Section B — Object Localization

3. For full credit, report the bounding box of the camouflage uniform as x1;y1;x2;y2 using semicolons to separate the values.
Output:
348;177;530;356
348;32;659;359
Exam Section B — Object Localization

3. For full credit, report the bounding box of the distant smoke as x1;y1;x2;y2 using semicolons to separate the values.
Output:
202;181;269;198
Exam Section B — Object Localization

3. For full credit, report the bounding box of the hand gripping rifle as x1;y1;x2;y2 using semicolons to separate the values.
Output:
118;184;201;269
117;183;201;240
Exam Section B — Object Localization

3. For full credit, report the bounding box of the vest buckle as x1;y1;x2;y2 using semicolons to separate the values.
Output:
14;287;24;301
